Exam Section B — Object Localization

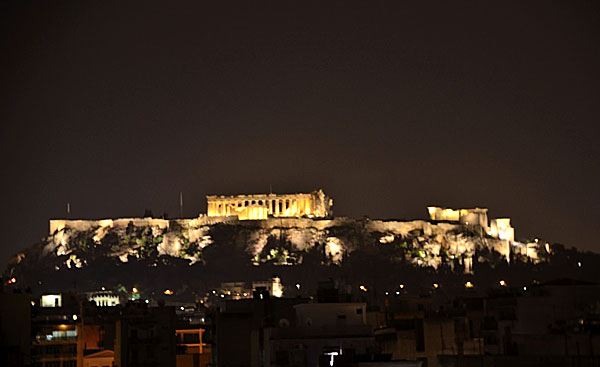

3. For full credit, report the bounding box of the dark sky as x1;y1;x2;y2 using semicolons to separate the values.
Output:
1;1;599;268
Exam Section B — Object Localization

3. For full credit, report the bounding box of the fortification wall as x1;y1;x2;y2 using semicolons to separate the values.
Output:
49;215;241;235
49;218;170;234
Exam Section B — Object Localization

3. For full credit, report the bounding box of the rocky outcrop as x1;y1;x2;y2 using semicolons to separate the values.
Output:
6;215;544;279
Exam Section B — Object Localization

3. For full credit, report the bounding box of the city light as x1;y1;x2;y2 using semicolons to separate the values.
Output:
433;283;439;289
132;287;139;293
359;285;367;292
164;289;174;295
499;280;507;287
296;283;301;290
399;284;405;289
465;281;474;288
72;315;78;321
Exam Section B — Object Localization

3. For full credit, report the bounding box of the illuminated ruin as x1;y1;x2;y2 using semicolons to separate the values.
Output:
206;189;333;220
34;191;550;276
427;206;515;242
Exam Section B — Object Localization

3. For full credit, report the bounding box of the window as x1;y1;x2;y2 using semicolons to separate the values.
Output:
46;345;59;355
416;319;425;352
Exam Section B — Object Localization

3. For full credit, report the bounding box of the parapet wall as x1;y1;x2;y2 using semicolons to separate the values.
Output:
48;215;240;235
49;218;170;235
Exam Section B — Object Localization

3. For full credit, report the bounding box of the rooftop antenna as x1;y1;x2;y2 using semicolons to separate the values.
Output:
179;192;184;218
66;202;71;218
269;184;273;194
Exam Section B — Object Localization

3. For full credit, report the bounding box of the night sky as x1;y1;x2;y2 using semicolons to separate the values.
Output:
1;1;599;268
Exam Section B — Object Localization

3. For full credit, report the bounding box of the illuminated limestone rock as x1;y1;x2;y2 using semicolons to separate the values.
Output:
24;196;546;276
41;213;529;273
206;189;333;220
325;237;343;263
489;218;515;242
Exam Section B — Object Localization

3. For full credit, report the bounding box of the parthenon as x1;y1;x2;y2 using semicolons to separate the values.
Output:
206;189;333;220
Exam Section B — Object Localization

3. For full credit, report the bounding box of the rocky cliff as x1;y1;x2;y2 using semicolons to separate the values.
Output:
7;215;542;278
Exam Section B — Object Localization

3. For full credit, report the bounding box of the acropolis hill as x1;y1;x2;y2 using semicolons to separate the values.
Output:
11;189;551;277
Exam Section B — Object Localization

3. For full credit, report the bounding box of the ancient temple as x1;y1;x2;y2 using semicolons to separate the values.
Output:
206;189;333;220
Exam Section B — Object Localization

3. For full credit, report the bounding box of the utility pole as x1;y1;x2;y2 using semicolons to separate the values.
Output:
77;300;84;367
179;192;184;218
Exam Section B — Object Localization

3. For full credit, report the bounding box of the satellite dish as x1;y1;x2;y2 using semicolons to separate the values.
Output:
279;318;290;328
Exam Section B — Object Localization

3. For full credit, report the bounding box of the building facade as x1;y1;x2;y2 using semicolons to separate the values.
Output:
206;189;333;220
